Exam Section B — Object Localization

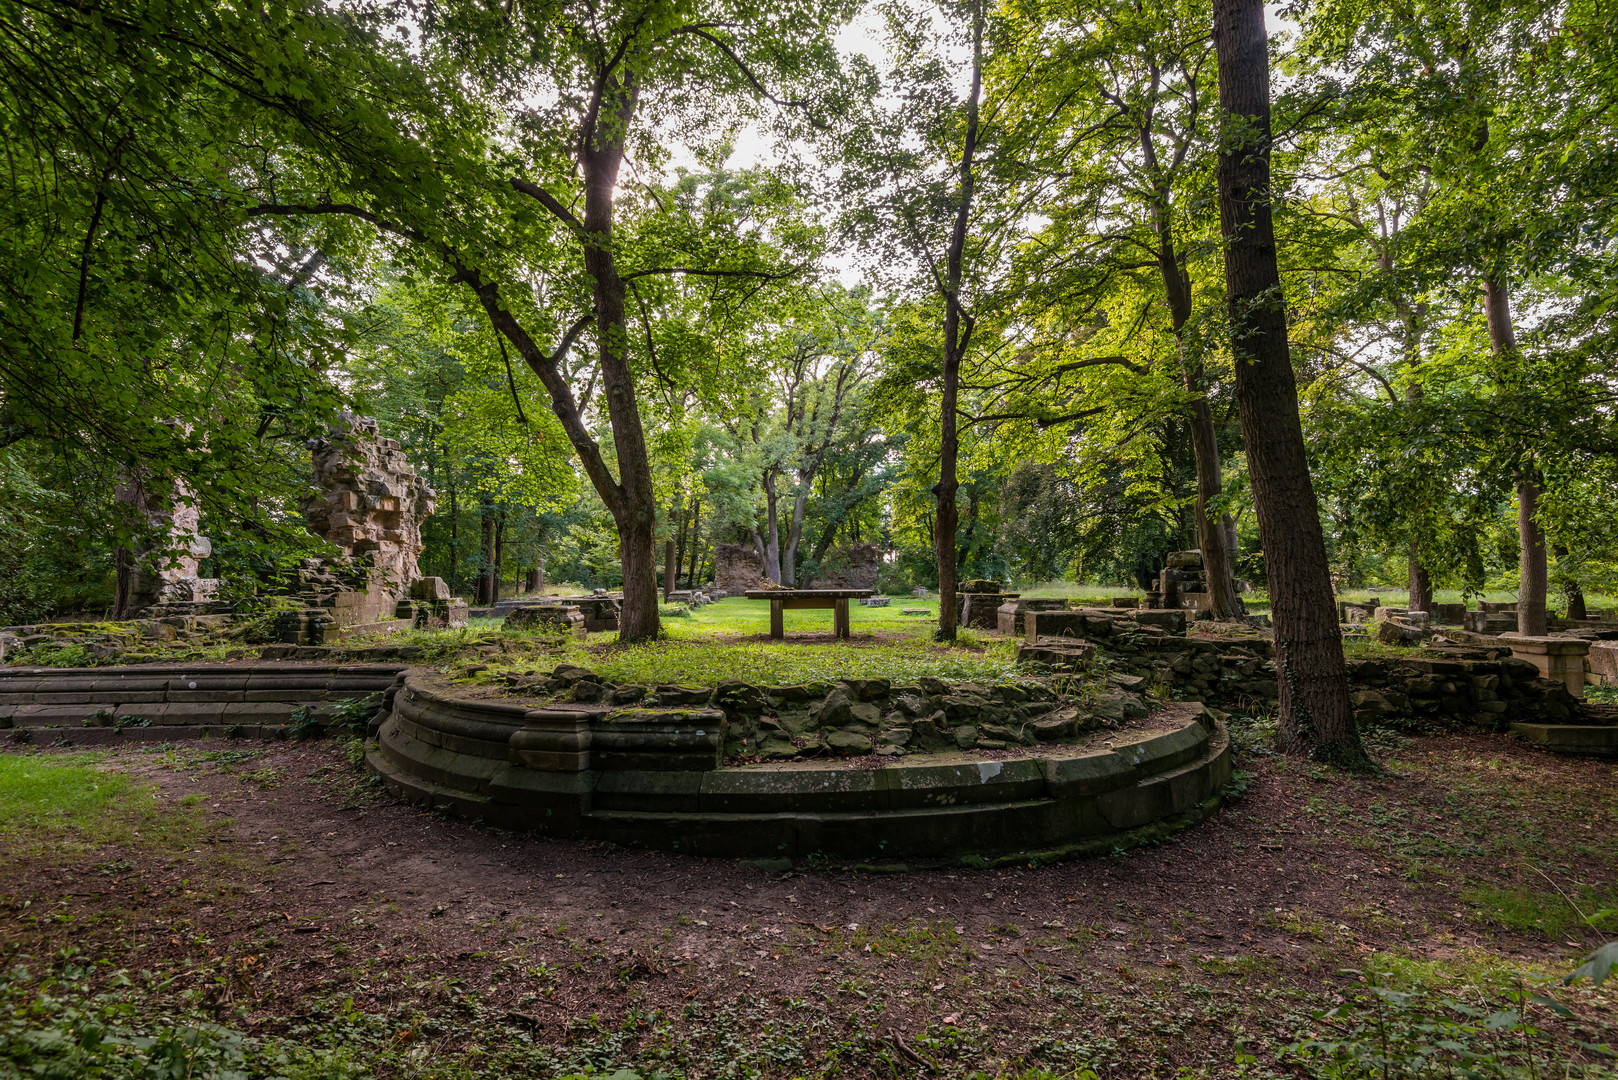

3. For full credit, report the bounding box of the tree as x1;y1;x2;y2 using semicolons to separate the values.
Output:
838;0;993;640
238;0;850;640
994;0;1246;618
1211;0;1367;766
0;0;351;592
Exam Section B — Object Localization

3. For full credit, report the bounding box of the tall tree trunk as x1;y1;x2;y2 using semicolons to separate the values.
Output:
784;483;810;586
477;504;494;605
580;102;660;641
1516;476;1548;634
1407;540;1432;612
1186;395;1244;618
113;546;133;619
933;0;984;643
1555;545;1585;620
492;508;505;602
446;468;458;595
1212;0;1367;767
1151;171;1243;619
687;496;701;587
761;475;783;583
673;503;690;590
663;537;676;601
1483;276;1547;636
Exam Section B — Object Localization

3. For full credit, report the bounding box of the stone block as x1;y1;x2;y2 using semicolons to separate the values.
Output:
1463;610;1517;634
1588;641;1618;683
1429;603;1466;624
504;605;585;637
1024;610;1089;642
1500;635;1590;699
411;577;451;601
996;598;1067;637
1377;619;1430;645
1130;609;1187;635
590;707;725;771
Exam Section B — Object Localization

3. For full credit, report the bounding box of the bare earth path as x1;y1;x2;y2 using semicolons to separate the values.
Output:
2;732;1613;1076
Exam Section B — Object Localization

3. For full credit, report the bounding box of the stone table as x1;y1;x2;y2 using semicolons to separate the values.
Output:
744;589;874;639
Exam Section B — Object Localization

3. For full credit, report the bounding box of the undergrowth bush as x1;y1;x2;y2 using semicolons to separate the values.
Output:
1285;979;1614;1079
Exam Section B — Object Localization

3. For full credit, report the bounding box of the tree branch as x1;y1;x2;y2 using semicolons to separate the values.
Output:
664;26;826;128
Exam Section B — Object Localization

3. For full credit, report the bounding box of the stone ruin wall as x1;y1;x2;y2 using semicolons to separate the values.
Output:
301;417;434;587
806;543;880;591
293;416;436;626
117;476;221;615
714;543;767;591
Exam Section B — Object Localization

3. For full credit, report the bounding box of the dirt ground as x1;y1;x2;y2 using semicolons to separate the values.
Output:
2;730;1615;1077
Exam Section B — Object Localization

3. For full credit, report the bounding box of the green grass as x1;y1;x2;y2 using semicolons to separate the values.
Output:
0;753;131;830
0;751;214;854
557;599;1023;686
1460;884;1618;940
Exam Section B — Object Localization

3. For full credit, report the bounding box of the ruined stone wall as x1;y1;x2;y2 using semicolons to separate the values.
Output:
116;475;220;614
1019;611;1581;729
714;543;767;591
301;417;435;595
807;544;880;591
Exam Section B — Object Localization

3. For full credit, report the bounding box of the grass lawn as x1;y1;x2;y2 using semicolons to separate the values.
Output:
475;597;1030;687
0;728;1613;1078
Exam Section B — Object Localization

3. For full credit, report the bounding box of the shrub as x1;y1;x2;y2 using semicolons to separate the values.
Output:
876;562;911;596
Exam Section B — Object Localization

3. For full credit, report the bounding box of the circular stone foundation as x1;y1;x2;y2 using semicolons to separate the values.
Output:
365;673;1232;863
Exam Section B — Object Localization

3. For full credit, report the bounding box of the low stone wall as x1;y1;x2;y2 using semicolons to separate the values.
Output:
367;673;1231;861
0;664;406;745
1015;612;1585;731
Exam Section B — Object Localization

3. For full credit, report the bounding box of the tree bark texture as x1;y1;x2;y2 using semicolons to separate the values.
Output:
492;508;505;603
932;0;984;643
1150;149;1243;620
761;476;783;583
1483;276;1548;636
1212;0;1366;766
1517;477;1548;634
477;506;494;605
663;537;676;600
686;497;701;587
1407;540;1432;613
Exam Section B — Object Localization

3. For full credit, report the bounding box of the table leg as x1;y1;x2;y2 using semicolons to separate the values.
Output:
770;599;784;639
834;598;850;639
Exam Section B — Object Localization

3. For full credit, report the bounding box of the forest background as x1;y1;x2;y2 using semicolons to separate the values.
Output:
2;0;1616;642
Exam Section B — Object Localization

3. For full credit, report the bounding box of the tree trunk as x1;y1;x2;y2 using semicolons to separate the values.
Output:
1150;161;1243;619
1407;540;1432;612
447;471;458;595
1482;276;1547;636
1186;396;1245;618
933;0;983;643
477;505;494;605
1516;477;1548;634
687;497;701;587
784;483;810;587
113;546;133;619
761;475;783;583
663;537;676;601
492;508;505;602
1566;583;1587;621
1212;0;1367;767
673;504;689;590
